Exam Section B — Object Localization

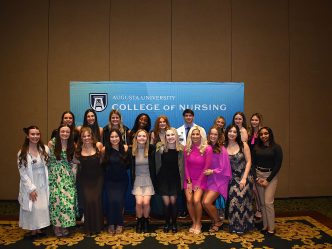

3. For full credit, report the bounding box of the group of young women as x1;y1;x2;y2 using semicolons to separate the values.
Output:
17;109;282;238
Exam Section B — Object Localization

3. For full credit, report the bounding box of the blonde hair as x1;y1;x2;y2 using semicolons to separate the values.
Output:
109;109;126;134
132;129;150;157
186;126;208;155
158;127;184;153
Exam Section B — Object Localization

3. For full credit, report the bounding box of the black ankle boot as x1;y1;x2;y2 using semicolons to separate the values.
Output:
136;218;142;233
171;222;178;233
163;222;170;233
142;217;149;233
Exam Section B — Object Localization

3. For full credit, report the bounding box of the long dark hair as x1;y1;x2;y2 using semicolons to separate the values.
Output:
82;108;101;141
129;113;151;144
59;111;76;129
103;128;129;165
257;127;276;147
232;111;247;129
54;124;75;162
224;124;244;152
131;113;151;133
18;126;49;168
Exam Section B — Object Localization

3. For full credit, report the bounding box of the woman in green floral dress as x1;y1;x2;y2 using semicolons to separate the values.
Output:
48;124;78;237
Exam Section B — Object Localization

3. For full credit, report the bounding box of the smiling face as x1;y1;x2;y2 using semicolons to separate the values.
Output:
110;131;120;147
191;129;201;145
136;130;148;145
166;129;176;144
27;128;40;144
81;130;92;145
59;126;71;140
251;115;260;128
138;115;149;129
158;118;167;130
86;111;96;125
111;113;120;126
184;113;194;125
234;114;243;128
63;113;73;126
209;128;219;144
259;128;270;144
215;118;225;129
227;127;238;141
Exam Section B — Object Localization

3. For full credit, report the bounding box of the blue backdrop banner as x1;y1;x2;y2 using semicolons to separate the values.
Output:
70;81;244;130
70;81;244;213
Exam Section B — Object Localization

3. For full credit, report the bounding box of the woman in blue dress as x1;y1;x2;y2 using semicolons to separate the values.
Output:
102;128;130;234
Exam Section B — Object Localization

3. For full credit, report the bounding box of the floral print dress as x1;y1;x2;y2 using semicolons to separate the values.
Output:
48;140;78;228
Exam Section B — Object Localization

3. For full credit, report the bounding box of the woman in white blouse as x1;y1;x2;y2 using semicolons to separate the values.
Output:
18;126;50;239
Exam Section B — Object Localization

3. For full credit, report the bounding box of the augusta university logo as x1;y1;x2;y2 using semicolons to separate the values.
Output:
90;93;108;112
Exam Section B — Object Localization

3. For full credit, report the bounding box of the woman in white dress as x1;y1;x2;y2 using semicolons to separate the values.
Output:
18;126;50;239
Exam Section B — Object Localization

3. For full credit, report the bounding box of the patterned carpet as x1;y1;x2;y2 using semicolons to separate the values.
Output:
0;197;331;248
0;216;332;248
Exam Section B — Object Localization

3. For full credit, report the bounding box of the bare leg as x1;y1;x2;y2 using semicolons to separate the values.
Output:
185;189;196;230
142;195;151;218
202;190;220;223
135;195;144;218
192;189;204;231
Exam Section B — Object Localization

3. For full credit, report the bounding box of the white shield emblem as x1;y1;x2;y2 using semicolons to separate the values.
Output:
89;93;108;112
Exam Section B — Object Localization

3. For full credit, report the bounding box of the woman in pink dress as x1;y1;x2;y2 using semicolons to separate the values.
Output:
184;126;212;234
202;126;231;232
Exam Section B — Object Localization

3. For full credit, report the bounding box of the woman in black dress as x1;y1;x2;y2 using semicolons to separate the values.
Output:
75;127;104;235
102;128;130;235
155;127;184;233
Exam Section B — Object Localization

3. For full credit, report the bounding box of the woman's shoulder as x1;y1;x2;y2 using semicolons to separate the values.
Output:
221;146;228;154
103;124;109;131
272;143;282;151
205;144;213;152
43;145;50;154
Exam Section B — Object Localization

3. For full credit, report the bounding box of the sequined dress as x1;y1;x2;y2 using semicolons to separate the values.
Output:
228;151;254;233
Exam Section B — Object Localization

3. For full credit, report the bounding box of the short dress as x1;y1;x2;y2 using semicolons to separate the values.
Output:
183;145;213;190
157;149;181;196
132;151;155;196
206;147;231;200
